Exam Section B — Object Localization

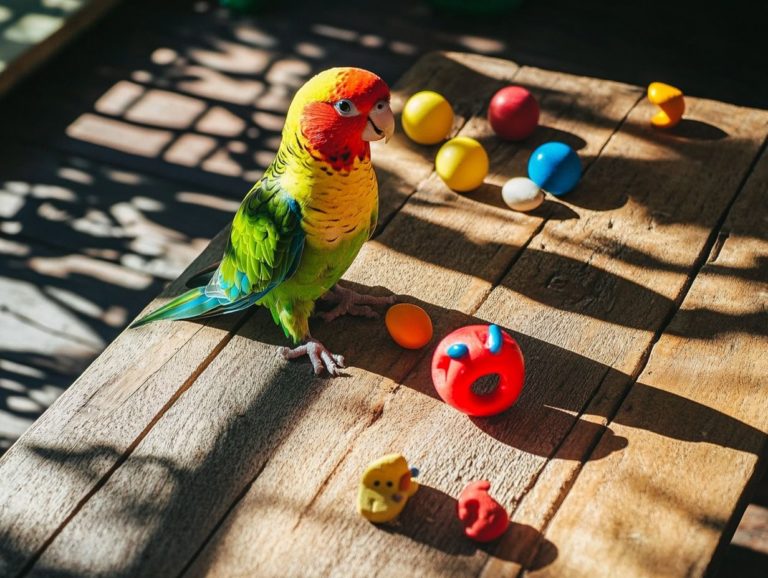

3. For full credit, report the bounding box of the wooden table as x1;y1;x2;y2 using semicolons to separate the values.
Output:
1;51;766;578
0;0;120;97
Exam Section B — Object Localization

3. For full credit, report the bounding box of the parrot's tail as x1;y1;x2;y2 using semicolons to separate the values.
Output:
130;287;233;328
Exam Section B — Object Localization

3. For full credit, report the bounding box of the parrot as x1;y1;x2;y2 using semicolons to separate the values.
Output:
130;67;396;375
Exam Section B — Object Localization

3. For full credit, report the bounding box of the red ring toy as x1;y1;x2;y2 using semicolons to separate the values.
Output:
431;324;525;417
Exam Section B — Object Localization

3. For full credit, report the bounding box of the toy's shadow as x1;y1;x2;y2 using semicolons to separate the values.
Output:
383;484;558;570
665;119;729;141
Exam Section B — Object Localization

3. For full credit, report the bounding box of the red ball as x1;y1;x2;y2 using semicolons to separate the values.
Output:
488;86;540;141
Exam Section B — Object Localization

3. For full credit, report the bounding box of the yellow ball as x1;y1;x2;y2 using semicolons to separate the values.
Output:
435;137;489;192
402;91;454;145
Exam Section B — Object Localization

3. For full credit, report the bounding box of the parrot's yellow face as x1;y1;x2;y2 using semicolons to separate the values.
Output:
287;67;395;171
357;454;419;523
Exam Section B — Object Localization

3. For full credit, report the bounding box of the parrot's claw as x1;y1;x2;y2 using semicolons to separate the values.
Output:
279;339;346;376
318;284;396;323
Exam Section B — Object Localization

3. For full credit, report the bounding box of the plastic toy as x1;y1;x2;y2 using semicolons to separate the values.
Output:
527;142;581;196
501;177;544;211
457;480;510;542
431;324;525;417
435;137;489;192
357;454;420;523
385;303;433;349
647;82;685;128
402;91;454;145
488;86;540;141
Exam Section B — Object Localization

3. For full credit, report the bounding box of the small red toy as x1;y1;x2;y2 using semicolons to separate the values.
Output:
431;324;524;417
488;86;540;141
457;480;510;542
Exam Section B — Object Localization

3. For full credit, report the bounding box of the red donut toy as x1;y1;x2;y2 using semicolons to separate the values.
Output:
431;324;524;417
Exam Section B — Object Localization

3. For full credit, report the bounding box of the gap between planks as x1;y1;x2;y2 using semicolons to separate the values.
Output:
173;65;643;575
7;51;501;577
507;132;768;577
10;53;760;576
169;60;545;574
15;312;252;577
472;135;768;577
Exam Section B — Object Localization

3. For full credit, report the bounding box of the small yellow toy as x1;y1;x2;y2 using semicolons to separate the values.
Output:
357;454;420;523
402;91;454;145
647;82;685;128
435;136;489;192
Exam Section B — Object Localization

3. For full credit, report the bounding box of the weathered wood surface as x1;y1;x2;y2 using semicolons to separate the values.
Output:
0;0;121;97
0;143;234;452
0;51;766;578
528;147;768;578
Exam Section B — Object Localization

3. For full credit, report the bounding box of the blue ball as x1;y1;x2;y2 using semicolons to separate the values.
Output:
527;142;581;196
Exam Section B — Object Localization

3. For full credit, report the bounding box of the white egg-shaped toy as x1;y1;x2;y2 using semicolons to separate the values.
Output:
501;177;544;211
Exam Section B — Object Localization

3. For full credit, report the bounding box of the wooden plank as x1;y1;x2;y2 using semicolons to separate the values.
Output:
180;72;768;576
526;147;768;578
1;3;488;195
0;143;239;281
0;143;241;452
0;50;518;577
4;51;766;577
0;358;73;454
476;99;768;578
16;55;644;577
0;0;122;97
0;229;237;577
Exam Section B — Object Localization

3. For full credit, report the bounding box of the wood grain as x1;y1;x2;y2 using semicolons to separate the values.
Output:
526;146;768;578
2;51;766;578
14;54;642;577
0;0;122;98
0;230;235;577
0;50;509;578
477;97;768;578
180;73;767;577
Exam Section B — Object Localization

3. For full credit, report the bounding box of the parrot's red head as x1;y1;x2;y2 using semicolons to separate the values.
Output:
286;67;394;171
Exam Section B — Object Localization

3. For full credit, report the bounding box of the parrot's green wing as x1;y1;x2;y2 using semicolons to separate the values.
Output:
206;178;305;304
129;178;304;328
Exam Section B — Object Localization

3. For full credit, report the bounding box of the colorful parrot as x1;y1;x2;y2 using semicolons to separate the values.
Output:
131;67;396;375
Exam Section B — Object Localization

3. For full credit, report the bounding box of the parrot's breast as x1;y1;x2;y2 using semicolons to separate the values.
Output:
298;159;378;247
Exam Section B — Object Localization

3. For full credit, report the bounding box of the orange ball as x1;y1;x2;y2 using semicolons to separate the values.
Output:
385;303;433;349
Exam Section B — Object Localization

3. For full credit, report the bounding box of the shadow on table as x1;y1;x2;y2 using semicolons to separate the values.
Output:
1;7;765;578
385;484;558;570
305;284;764;459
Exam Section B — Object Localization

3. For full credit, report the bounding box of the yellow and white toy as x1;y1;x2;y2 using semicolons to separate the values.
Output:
357;454;419;523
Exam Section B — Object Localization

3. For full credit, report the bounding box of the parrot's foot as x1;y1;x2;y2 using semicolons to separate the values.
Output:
279;339;346;376
318;284;396;323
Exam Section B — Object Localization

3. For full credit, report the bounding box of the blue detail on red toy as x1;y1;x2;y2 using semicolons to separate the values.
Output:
447;343;470;359
486;324;503;354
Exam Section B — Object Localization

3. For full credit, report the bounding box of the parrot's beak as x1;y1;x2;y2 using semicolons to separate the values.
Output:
363;105;395;143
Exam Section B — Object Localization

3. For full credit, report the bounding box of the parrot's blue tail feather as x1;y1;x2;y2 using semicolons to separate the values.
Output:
130;287;228;328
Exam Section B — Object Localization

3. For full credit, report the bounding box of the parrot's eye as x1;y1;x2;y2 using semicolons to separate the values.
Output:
333;99;359;117
373;100;390;113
